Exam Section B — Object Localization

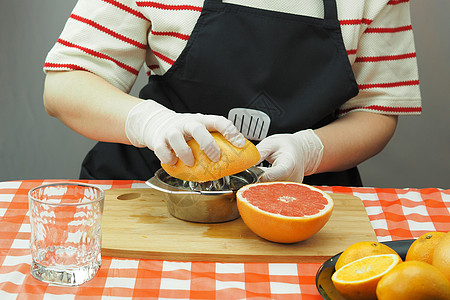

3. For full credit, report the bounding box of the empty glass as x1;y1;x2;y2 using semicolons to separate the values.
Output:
28;183;104;286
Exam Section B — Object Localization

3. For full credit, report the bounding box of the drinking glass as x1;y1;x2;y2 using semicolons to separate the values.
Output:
28;183;104;286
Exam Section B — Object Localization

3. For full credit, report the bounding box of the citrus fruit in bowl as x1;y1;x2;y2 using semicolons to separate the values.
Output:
316;240;415;300
405;231;446;264
332;253;402;300
236;182;333;243
336;241;400;270
376;260;450;300
432;231;450;282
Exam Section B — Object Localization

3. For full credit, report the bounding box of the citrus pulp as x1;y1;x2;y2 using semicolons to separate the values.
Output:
331;254;401;300
236;182;333;243
335;241;399;270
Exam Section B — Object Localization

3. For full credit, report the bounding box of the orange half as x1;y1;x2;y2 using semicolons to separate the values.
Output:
331;254;402;300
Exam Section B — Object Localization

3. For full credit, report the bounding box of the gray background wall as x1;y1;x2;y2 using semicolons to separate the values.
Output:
1;1;448;188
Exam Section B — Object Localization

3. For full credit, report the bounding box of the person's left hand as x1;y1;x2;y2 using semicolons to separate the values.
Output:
256;129;324;182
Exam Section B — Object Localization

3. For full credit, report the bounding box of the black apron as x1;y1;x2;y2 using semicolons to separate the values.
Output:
80;0;362;186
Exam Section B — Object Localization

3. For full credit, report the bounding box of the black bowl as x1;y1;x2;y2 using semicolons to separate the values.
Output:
315;239;415;300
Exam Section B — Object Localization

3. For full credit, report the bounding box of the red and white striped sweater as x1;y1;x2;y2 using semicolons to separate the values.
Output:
44;0;422;116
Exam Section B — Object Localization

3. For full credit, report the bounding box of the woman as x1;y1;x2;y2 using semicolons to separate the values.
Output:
43;0;422;186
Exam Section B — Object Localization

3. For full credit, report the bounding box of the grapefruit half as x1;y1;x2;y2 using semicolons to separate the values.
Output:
161;132;260;182
236;182;334;243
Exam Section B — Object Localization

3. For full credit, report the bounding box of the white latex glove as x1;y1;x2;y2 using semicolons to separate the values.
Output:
125;100;245;166
256;129;324;182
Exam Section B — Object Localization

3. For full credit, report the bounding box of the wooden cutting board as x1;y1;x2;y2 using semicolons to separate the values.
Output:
101;188;376;262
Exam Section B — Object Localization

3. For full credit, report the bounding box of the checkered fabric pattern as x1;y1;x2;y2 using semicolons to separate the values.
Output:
1;180;449;299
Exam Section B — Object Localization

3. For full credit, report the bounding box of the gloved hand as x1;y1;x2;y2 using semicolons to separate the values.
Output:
256;129;324;182
125;100;245;166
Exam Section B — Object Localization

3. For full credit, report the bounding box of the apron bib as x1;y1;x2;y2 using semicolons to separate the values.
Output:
80;0;362;186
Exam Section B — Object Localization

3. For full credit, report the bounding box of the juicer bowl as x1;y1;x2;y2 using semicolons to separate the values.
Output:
146;166;263;223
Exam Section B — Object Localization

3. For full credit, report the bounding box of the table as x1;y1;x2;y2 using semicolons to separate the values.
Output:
1;180;449;299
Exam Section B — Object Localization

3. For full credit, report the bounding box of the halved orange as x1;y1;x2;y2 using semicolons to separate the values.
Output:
236;182;333;243
331;254;402;300
335;241;400;270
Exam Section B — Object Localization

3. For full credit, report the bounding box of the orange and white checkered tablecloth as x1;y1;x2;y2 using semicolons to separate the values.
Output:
1;180;449;299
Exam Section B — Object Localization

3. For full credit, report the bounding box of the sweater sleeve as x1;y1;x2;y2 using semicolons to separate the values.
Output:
43;0;150;93
339;0;422;116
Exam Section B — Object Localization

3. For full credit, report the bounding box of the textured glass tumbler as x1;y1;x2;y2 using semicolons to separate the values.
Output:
28;183;104;286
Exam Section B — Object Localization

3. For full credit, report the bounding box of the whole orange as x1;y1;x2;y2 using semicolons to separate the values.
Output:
236;182;333;243
405;231;446;264
376;260;450;300
335;241;400;270
432;231;450;282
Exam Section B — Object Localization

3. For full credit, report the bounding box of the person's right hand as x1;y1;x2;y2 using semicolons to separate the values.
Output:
125;100;245;167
